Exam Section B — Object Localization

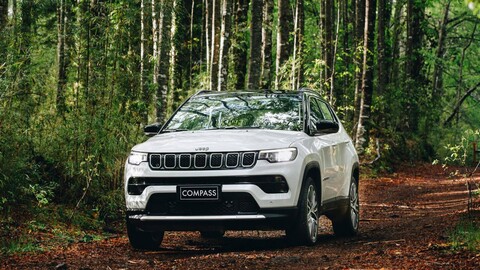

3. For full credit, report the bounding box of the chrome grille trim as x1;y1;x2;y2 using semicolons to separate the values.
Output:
148;152;257;170
179;154;191;169
225;153;239;168
164;154;176;169
210;153;223;169
241;152;256;168
150;154;162;169
194;154;207;169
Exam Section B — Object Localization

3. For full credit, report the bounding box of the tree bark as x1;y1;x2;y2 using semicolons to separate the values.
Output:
247;0;263;89
292;0;304;90
352;0;365;130
56;0;68;115
405;0;425;131
232;0;249;89
218;0;232;91
261;0;273;89
275;0;291;89
390;0;404;89
355;0;376;152
324;0;334;100
210;0;221;90
0;0;7;31
432;0;451;102
140;0;148;122
156;0;172;123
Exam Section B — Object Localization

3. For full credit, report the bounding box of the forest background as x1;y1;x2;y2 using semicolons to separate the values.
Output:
0;0;479;253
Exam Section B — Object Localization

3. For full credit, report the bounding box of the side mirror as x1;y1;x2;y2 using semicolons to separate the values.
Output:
315;120;339;134
144;122;162;137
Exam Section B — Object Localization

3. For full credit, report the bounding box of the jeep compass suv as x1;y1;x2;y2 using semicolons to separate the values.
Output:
125;89;359;249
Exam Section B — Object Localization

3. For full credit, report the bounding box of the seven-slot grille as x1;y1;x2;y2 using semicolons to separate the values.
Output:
149;152;257;170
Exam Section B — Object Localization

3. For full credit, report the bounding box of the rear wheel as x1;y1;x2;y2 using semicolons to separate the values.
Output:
126;218;164;250
286;176;319;246
332;177;359;236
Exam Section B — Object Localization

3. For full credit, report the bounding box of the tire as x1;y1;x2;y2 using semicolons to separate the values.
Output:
286;176;319;246
126;218;164;250
200;230;225;239
332;177;359;237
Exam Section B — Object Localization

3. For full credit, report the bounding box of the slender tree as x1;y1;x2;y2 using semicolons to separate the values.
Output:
352;0;365;128
261;0;274;89
218;0;232;91
156;0;172;123
210;0;221;90
405;0;425;132
355;0;376;152
432;0;451;102
247;0;263;89
275;0;292;88
0;0;7;31
56;0;69;115
292;0;304;90
232;0;249;89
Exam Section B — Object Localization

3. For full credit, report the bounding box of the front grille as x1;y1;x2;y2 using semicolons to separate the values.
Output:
148;152;258;170
145;193;259;215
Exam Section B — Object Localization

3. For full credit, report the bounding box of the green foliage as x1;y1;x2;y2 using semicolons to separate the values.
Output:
449;218;480;251
466;1;480;16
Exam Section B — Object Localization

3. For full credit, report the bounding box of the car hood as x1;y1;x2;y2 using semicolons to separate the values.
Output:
132;129;306;153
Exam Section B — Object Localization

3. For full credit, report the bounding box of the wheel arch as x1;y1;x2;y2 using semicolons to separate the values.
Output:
301;161;322;203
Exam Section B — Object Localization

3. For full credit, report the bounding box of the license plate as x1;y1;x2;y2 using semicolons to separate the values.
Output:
178;185;220;201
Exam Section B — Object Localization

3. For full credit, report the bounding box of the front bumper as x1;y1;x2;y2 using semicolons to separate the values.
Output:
124;157;305;211
126;207;297;232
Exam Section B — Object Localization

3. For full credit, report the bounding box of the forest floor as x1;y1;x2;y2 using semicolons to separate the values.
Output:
2;164;480;269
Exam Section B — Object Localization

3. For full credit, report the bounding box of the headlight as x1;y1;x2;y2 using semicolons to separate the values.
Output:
258;148;297;163
128;152;148;165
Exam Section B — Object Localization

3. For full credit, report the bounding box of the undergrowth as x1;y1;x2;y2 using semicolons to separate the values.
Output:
449;217;480;252
0;204;122;256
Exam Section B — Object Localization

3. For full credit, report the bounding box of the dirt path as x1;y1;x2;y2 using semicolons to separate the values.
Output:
3;164;480;269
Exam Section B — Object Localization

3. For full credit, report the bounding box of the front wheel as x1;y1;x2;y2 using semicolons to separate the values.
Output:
286;176;319;246
332;177;359;236
126;218;164;250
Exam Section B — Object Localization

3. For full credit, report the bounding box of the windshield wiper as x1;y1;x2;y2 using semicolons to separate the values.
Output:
212;126;261;130
161;129;188;133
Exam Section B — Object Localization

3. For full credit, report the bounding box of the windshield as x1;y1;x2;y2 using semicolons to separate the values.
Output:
164;93;303;132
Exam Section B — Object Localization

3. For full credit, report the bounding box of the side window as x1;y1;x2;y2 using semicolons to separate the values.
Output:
318;101;334;121
309;98;324;131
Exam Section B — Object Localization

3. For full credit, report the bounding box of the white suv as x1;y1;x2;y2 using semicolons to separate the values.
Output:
125;90;359;249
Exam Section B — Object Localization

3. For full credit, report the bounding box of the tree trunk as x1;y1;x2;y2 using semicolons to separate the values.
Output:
140;0;147;122
232;0;249;89
377;0;386;95
205;0;211;78
275;0;292;89
261;0;273;89
405;0;425;132
390;0;404;89
156;0;172;123
218;0;232;91
210;0;221;91
352;0;365;131
325;0;334;100
355;0;376;153
432;0;451;102
292;0;304;90
247;0;263;89
0;0;7;31
56;0;68;115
